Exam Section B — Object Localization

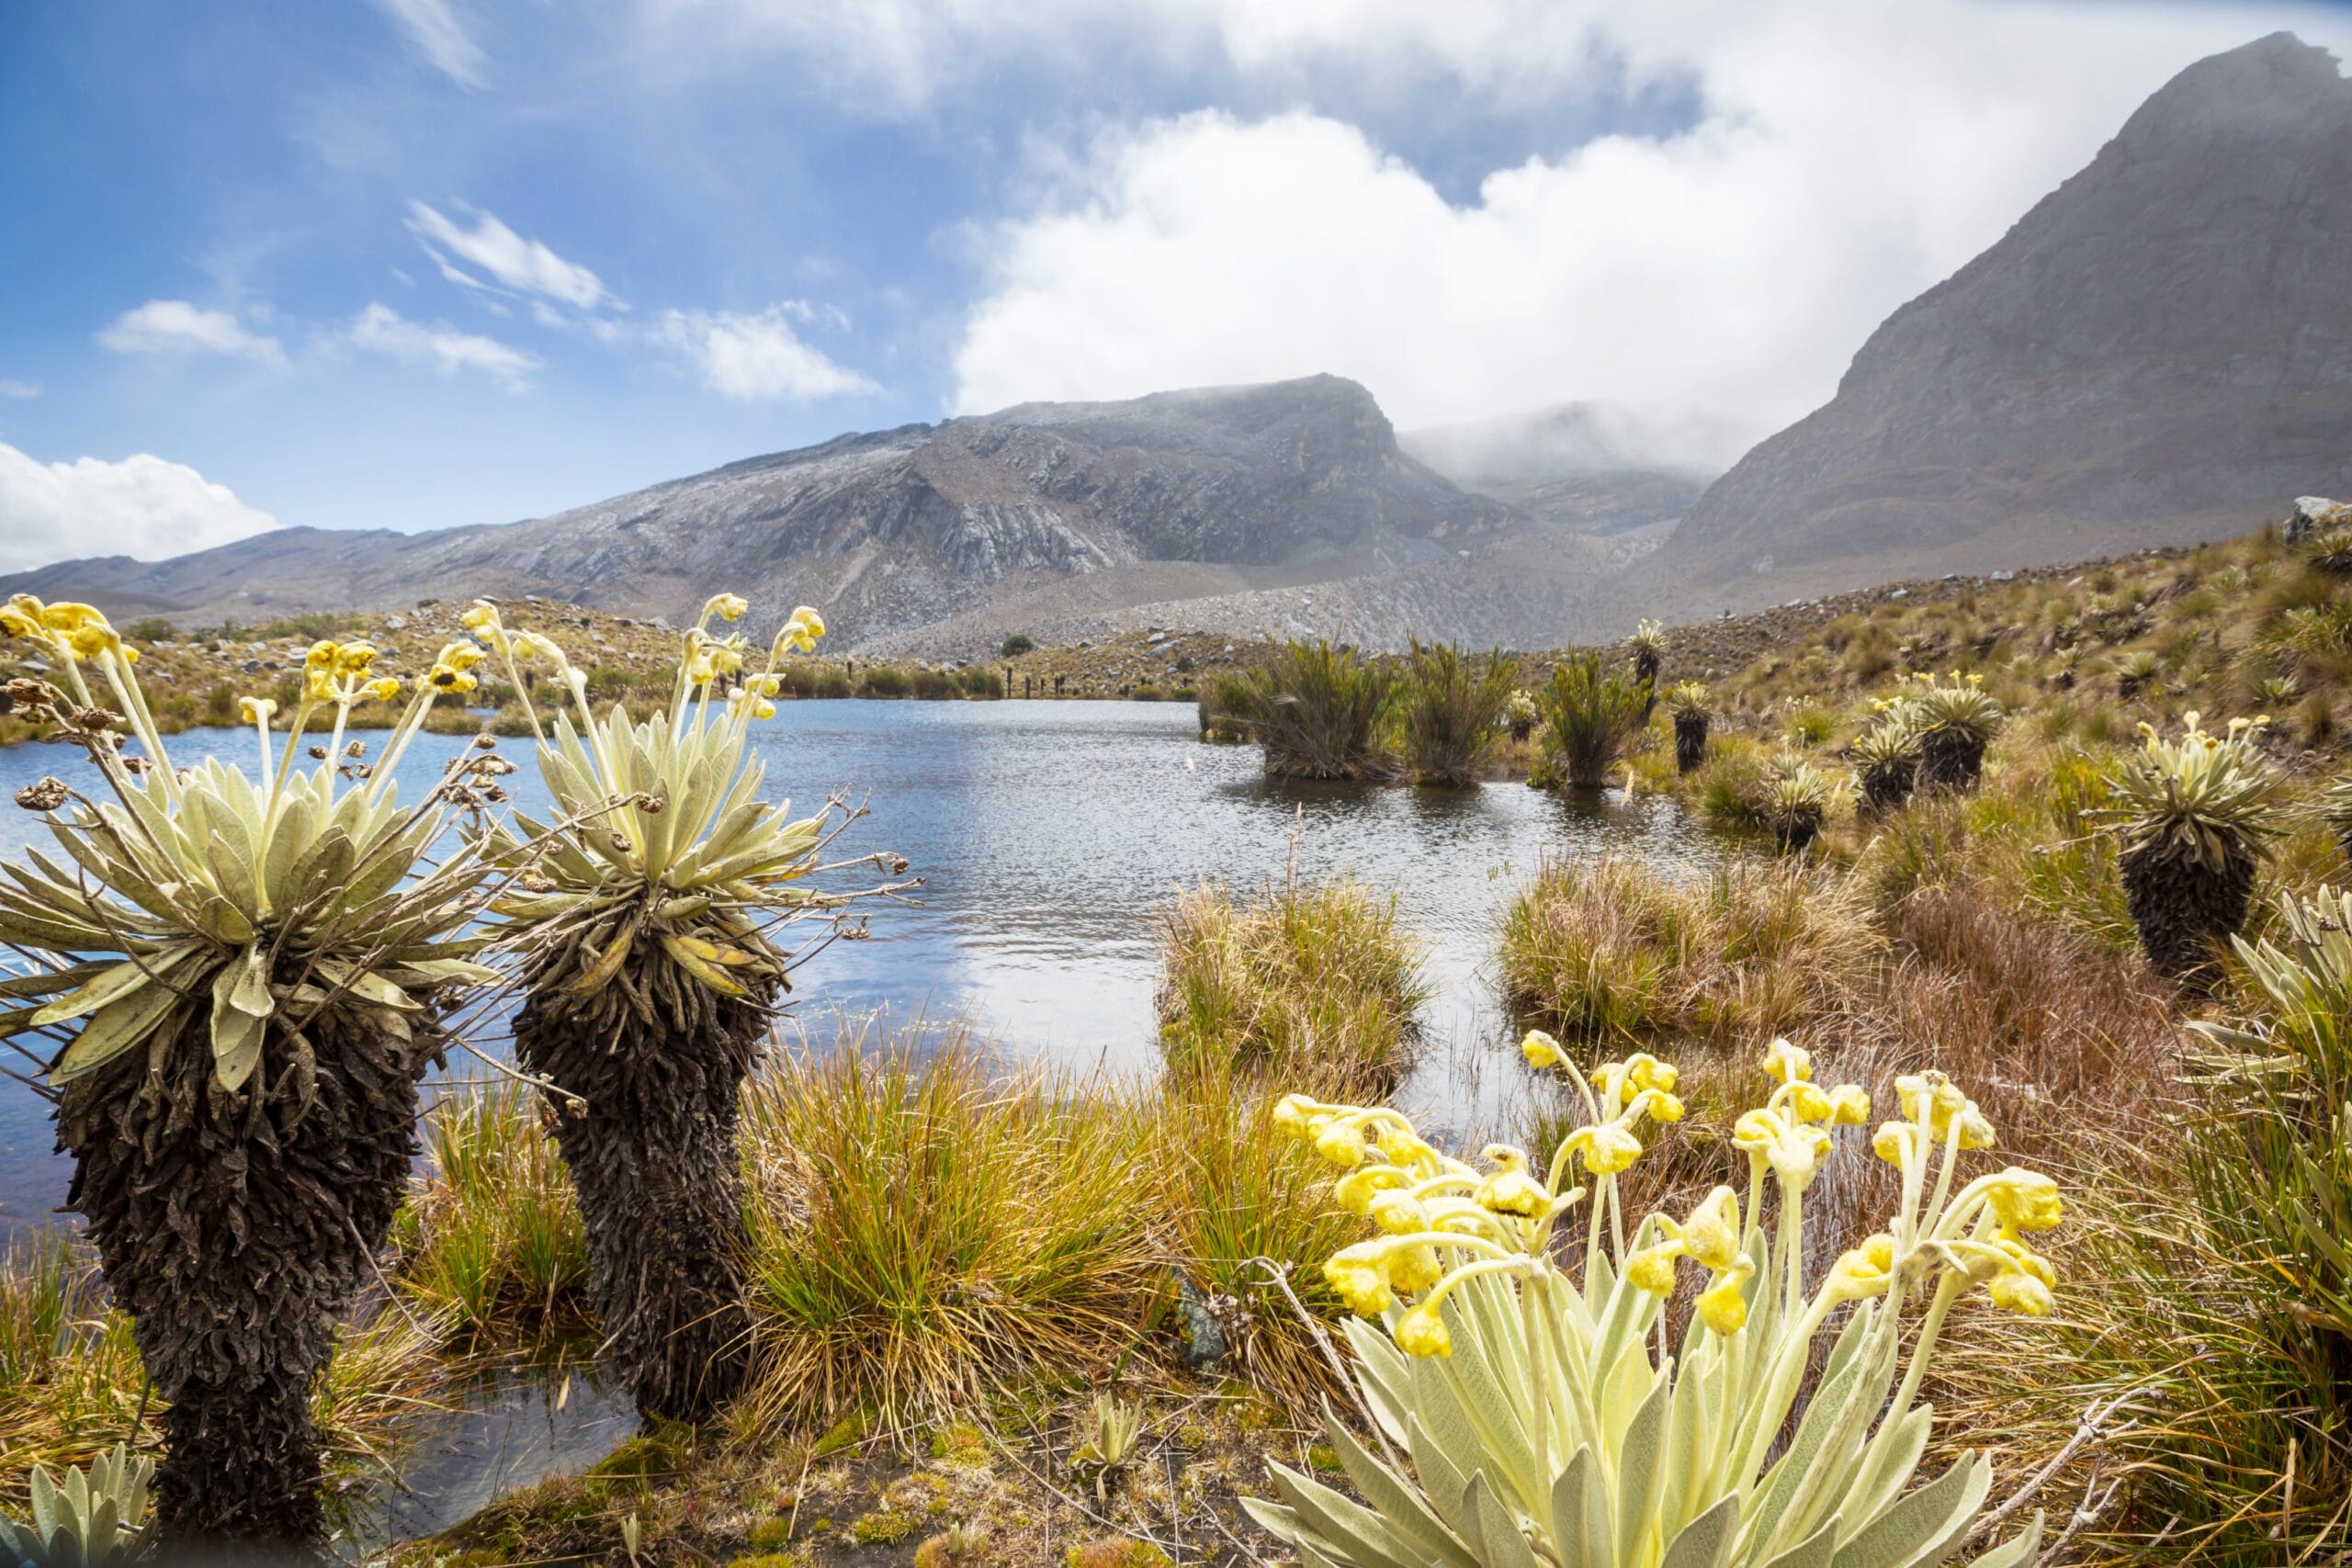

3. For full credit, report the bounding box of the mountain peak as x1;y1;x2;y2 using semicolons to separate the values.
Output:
2112;30;2346;152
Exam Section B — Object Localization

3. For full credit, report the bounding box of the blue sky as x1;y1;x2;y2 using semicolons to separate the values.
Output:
2;1;2346;571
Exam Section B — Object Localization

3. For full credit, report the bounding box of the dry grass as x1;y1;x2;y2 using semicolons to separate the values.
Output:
1499;853;1881;1048
1156;877;1428;1094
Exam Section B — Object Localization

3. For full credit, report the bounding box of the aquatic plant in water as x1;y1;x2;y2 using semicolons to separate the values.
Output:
1248;1035;2056;1568
469;594;907;1418
0;596;499;1549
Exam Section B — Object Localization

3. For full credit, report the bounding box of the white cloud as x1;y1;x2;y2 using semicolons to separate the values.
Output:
372;0;487;87
406;201;615;310
937;1;2352;467
655;308;876;401
346;302;539;390
0;443;278;571
0;380;37;400
96;299;288;369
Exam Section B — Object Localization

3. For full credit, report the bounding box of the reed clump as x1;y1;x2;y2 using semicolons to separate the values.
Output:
1217;640;1396;780
1394;641;1517;785
1533;650;1649;789
1155;878;1428;1092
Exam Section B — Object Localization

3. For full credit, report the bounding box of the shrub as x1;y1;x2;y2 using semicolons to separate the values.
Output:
1537;651;1649;789
1498;855;1878;1045
959;667;1001;698
1219;641;1396;780
1849;715;1922;814
1001;633;1036;657
1156;879;1427;1093
1248;1045;2053;1568
1760;761;1841;851
1395;641;1518;786
910;667;960;699
858;665;911;698
2103;713;2279;981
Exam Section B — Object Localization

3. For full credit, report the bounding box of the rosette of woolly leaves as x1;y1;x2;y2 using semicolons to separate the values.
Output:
2105;713;2281;876
0;600;493;1094
1906;671;2005;746
0;1444;153;1567
1664;681;1709;718
471;596;835;1002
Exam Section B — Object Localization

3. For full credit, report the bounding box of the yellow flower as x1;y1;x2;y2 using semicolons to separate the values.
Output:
704;592;751;624
1986;1168;2064;1233
67;625;113;661
1829;1084;1871;1125
1520;1029;1563;1069
1987;1269;2054;1316
1579;1121;1645;1176
305;670;336;704
1625;1240;1684;1294
1764;1037;1811;1084
752;698;777;720
435;640;486;672
711;641;747;676
790;605;826;638
1474;1146;1550;1216
462;603;497;630
1367;1190;1429;1235
1271;1094;1317;1140
335;641;379;674
240;696;277;724
304;639;342;671
1323;1244;1394;1317
1824;1235;1897;1303
39;602;103;633
428;664;478;694
1697;1266;1751;1335
1789;1082;1834;1123
1627;1054;1678;1094
1334;1165;1408;1217
1386;1245;1442;1292
0;598;44;638
364;677;402;704
1643;1091;1685;1124
1681;1186;1741;1270
1394;1303;1451;1359
1872;1121;1914;1166
1314;1121;1368;1169
1376;1124;1435;1169
514;630;569;666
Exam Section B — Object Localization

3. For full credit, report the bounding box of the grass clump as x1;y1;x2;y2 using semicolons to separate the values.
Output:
392;1085;589;1339
1219;641;1395;779
1394;641;1518;785
1498;855;1878;1046
1534;651;1649;789
1155;879;1427;1091
735;1038;1160;1427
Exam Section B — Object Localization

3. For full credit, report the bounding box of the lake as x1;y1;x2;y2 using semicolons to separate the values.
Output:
0;699;1711;1234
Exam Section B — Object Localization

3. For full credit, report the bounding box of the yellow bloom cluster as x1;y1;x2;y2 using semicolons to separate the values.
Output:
1;595;137;666
300;638;403;707
1282;1036;2066;1366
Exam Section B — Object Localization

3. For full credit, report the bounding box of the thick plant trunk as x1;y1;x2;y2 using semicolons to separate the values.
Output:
2120;840;2257;983
1916;730;1986;794
1860;760;1917;816
1673;714;1707;773
57;1006;434;1553
1772;811;1822;853
514;940;772;1421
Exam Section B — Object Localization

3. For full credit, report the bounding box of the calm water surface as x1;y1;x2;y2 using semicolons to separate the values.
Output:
0;699;1712;1538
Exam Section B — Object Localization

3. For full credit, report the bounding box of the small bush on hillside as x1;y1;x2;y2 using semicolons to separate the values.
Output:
1000;633;1035;657
858;666;911;698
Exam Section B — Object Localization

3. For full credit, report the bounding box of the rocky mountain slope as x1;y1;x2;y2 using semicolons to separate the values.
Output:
3;376;1533;647
1400;403;1717;536
1625;31;2352;624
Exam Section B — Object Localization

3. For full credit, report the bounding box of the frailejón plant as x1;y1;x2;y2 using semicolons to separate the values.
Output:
1247;1034;2055;1568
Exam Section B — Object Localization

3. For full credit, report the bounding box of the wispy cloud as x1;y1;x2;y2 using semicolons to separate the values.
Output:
0;441;278;570
0;379;38;400
96;299;288;368
346;302;538;390
371;0;487;87
654;307;876;402
406;201;615;310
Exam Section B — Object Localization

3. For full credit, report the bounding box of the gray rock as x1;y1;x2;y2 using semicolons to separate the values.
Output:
2288;495;2343;542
